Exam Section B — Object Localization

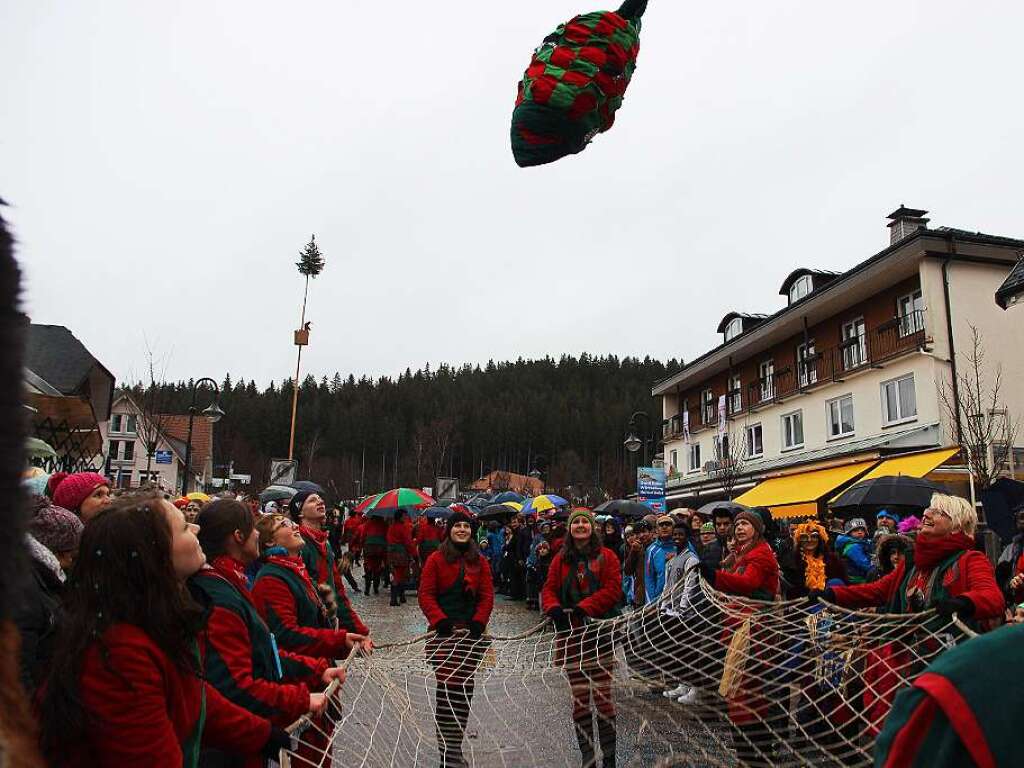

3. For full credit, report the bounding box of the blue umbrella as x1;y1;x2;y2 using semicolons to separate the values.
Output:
423;506;453;521
492;491;525;504
520;494;569;516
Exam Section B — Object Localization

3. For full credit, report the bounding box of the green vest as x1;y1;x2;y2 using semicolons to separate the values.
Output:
299;536;361;632
256;562;327;633
437;563;475;623
888;550;972;632
180;642;206;768
559;553;620;620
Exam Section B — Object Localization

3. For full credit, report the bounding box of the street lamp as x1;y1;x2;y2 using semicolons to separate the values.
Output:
623;433;642;454
183;378;224;495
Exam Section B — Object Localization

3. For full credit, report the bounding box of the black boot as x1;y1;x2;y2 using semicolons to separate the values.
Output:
574;716;597;768
399;587;407;604
363;575;372;597
372;576;380;595
389;585;400;607
596;716;616;768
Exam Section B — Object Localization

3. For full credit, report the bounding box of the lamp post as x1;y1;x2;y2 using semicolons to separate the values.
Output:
624;410;656;493
182;378;224;495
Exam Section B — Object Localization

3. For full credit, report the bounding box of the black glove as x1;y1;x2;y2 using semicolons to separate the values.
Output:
467;620;485;639
434;618;455;637
261;727;291;759
546;606;566;629
935;596;974;620
806;588;836;605
698;562;716;586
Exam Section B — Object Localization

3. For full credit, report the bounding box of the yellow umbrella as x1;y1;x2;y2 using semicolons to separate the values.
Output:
186;492;211;502
500;501;524;512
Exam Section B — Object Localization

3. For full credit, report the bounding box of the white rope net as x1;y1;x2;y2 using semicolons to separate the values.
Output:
279;578;974;768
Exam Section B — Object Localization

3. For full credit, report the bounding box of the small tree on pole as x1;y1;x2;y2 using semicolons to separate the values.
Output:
288;235;325;462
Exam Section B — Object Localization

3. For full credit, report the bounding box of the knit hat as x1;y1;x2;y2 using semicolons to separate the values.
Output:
51;472;108;513
173;497;190;510
22;468;50;498
898;515;921;534
568;507;596;528
700;521;715;535
876;509;901;525
287;490;314;522
733;509;765;536
47;471;68;497
28;497;84;554
844;517;868;535
445;508;479;538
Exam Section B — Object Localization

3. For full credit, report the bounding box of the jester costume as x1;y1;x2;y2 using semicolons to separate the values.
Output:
511;0;648;167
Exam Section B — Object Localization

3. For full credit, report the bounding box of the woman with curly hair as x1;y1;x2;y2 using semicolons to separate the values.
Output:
38;492;288;767
779;520;847;600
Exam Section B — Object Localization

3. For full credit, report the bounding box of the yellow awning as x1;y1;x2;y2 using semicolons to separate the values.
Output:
735;460;878;509
855;448;959;482
769;502;819;520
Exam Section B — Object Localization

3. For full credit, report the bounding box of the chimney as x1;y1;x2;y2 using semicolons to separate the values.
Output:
887;205;930;245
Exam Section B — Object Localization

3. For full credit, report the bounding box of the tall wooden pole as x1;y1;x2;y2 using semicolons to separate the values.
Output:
288;275;310;462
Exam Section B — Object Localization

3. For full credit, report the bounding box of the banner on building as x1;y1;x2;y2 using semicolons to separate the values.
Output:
718;394;727;439
682;411;690;444
637;466;666;514
154;450;173;465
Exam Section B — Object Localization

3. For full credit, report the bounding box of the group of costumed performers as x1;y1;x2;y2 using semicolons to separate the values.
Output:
360;511;391;596
418;508;495;768
387;509;418;606
510;0;649;167
542;507;623;768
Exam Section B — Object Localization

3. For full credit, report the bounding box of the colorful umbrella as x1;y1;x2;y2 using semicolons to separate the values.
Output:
186;492;211;502
520;494;569;515
501;501;524;512
365;487;435;519
492;491;525;504
422;505;453;521
353;494;382;513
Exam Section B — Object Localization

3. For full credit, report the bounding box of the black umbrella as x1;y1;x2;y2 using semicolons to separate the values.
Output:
259;485;297;503
594;499;650;519
830;475;949;514
696;500;749;518
289;480;326;496
423;506;453;521
479;504;516;522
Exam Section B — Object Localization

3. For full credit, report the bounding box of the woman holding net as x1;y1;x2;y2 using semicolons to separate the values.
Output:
418;508;494;768
542;508;623;768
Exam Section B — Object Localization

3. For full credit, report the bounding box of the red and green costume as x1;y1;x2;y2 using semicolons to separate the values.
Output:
297;525;369;635
190;557;327;726
386;518;417;586
361;516;389;578
511;2;646;167
416;521;444;565
875;624;1024;768
252;554;350;661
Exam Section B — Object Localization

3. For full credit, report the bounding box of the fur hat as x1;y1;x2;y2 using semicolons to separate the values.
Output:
51;472;108;513
28;496;84;554
844;517;868;535
734;509;765;536
793;520;828;544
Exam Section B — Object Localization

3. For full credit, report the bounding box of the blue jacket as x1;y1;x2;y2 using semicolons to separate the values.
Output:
836;534;872;583
644;538;678;601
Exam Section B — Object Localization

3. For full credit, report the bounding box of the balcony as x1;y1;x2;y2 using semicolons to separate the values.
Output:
746;310;928;412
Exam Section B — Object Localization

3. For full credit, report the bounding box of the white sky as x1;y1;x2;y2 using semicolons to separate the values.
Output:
3;0;1023;385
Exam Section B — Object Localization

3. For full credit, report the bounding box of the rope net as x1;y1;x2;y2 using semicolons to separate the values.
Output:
279;579;973;767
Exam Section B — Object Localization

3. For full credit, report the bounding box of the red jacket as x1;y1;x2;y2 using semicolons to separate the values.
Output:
195;557;325;725
251;555;350;659
386;519;417;557
541;546;622;618
70;623;269;768
418;550;494;629
715;540;780;600
299;525;369;635
831;533;1003;619
343;514;364;548
415;522;444;548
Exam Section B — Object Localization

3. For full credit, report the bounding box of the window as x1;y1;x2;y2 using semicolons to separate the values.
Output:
729;375;742;414
114;468;132;489
125;414;137;434
123;440;135;461
687;443;702;473
782;410;804;450
789;275;813;304
713;434;729;460
797;340;817;387
882;374;917;425
724;317;743;342
669;449;678;473
758;359;774;402
842;318;867;369
745;423;763;458
702;389;716;425
897;290;924;336
111;414;124;433
108;440;120;460
994;442;1024;470
826;394;855;439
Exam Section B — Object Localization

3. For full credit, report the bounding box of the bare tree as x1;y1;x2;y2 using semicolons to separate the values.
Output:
709;428;747;500
132;343;172;482
938;325;1021;491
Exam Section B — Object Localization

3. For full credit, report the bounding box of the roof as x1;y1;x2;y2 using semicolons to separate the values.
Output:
778;268;842;297
470;471;544;496
996;254;1024;309
653;225;1024;397
716;312;769;334
159;414;213;468
25;324;113;395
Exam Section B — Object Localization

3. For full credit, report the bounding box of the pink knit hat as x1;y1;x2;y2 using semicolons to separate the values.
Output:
52;472;109;512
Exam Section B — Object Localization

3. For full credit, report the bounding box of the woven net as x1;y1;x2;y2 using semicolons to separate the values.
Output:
278;578;975;767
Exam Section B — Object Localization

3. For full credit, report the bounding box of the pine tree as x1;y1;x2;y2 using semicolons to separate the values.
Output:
296;234;325;278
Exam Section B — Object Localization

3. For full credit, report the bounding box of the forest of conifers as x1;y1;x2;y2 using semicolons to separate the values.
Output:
132;354;683;501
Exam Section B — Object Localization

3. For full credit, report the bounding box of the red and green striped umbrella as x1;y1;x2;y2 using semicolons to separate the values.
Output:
365;487;435;519
354;494;382;513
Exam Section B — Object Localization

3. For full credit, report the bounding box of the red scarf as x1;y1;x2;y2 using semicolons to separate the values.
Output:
209;555;256;607
264;553;321;607
912;532;974;569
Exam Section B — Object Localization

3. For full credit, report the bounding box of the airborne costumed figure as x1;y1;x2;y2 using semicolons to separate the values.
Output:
510;0;649;167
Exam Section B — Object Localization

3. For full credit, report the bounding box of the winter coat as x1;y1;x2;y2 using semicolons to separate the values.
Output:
622;540;648;607
69;623;269;768
830;532;1003;623
836;533;873;583
661;547;701;620
644;538;678;602
342;514;364;551
415;522;444;563
541;546;623;619
528;554;553;593
252;554;350;660
386;519;417;567
360;517;389;558
189;557;326;726
298;525;368;635
715;539;780;601
996;533;1024;601
418;550;495;630
13;535;64;695
699;537;724;572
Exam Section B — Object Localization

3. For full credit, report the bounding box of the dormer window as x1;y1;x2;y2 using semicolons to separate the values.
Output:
789;274;813;304
723;317;743;341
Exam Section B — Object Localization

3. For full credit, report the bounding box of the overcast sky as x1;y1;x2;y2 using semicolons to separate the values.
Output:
3;1;1023;386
